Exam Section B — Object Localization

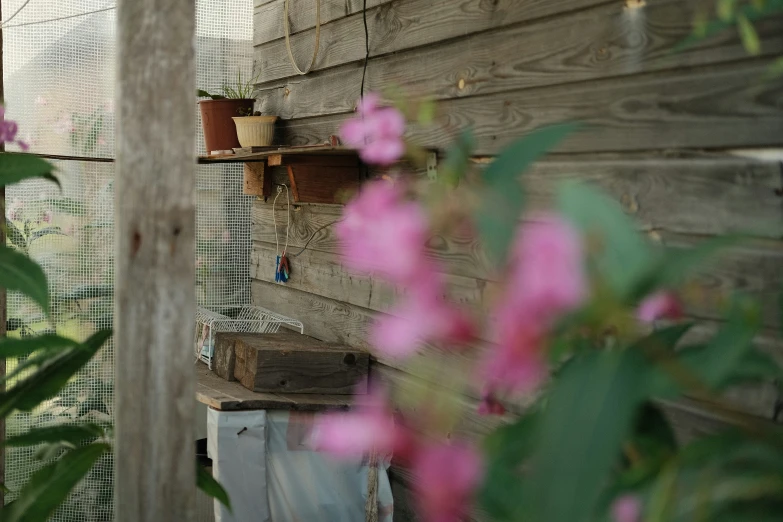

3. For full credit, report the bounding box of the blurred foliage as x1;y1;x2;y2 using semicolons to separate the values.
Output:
0;152;229;521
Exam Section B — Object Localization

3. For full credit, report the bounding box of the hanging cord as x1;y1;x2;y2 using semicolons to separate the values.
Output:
272;185;291;257
359;0;370;99
1;5;115;30
0;0;33;28
364;451;379;522
284;0;321;75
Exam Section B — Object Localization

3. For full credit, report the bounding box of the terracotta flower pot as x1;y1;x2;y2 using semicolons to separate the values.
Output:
198;98;254;153
233;115;278;147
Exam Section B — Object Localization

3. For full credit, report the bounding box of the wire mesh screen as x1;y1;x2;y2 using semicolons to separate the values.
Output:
2;0;255;519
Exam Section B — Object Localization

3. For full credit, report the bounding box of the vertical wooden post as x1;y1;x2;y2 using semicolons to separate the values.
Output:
115;1;196;520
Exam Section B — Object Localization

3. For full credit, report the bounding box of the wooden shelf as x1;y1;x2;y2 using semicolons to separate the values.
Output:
196;364;352;412
198;144;354;164
201;145;362;204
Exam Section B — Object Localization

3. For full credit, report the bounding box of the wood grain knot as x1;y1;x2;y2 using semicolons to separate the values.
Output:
343;353;357;365
131;231;142;256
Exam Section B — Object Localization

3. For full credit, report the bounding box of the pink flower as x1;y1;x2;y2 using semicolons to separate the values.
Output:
97;136;107;146
0;106;27;150
480;216;585;395
372;284;475;359
477;390;506;416
221;229;231;243
413;442;483;522
507;215;587;323
336;180;428;284
611;495;642;522
6;198;23;221
637;291;683;324
35;96;48;106
195;257;204;269
340;94;405;165
54;115;75;134
310;386;397;459
482;310;547;396
42;210;53;224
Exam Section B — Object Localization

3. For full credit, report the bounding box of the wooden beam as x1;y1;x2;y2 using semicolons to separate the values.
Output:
115;0;196;520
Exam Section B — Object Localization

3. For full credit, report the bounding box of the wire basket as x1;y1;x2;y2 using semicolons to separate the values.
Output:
195;305;304;368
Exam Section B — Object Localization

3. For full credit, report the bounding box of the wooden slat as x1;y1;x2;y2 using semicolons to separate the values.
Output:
115;0;196;519
196;364;352;411
251;212;783;330
256;0;783;120
254;0;614;84
254;0;392;46
656;232;783;330
251;240;495;316
276;59;783;155
526;157;783;239
252;199;494;280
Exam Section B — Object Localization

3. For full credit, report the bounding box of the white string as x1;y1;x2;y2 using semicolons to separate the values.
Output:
272;185;291;256
273;188;281;255
283;184;290;255
0;0;34;28
1;4;115;29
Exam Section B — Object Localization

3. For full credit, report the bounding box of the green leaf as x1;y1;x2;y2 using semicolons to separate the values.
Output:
480;411;539;521
558;182;652;298
676;0;783;52
737;14;761;55
0;330;111;417
686;297;760;388
3;424;104;447
718;0;739;21
635;235;740;299
477;123;579;266
417;99;436;125
28;227;66;244
0;245;50;313
61;284;114;301
779;281;783;339
5;219;27;250
650;298;761;397
0;334;79;358
635;323;696;353
765;56;783;80
197;460;231;511
527;350;648;522
3;443;109;522
197;89;226;100
441;129;476;186
0;154;59;188
45;198;86;216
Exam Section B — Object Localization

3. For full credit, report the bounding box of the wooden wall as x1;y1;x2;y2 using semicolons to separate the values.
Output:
251;0;783;519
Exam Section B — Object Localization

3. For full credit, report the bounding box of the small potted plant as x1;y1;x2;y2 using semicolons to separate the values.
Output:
198;68;259;153
232;109;278;148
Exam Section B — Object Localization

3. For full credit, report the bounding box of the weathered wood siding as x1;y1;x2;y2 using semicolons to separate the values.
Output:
252;1;783;519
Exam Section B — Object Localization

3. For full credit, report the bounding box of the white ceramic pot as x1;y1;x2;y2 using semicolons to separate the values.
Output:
232;115;278;147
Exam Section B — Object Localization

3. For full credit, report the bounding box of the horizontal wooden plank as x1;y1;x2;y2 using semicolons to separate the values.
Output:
655;232;783;330
657;396;782;445
251;198;495;280
256;0;783;120
254;0;392;46
276;59;783;155
196;364;352;411
526;157;783;239
251;240;494;315
254;0;613;83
